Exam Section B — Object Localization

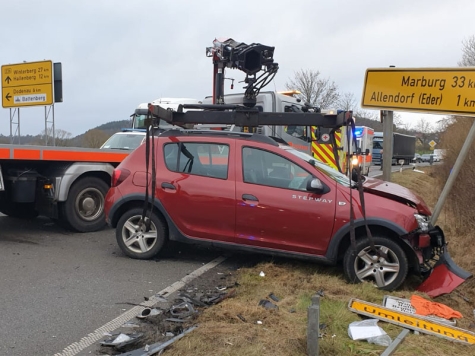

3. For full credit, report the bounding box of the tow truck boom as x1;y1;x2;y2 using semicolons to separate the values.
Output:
148;103;350;129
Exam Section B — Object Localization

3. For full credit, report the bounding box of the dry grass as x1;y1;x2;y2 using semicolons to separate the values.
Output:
165;166;475;356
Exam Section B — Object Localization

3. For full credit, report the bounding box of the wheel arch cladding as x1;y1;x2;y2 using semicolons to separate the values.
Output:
328;219;419;270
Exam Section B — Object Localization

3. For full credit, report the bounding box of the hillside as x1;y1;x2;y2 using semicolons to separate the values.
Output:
0;115;429;149
69;120;131;147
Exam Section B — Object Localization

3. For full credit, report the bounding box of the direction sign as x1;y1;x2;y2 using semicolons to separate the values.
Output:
429;140;437;147
2;60;54;108
361;68;475;116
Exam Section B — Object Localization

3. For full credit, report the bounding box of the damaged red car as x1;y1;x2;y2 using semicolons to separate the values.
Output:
105;130;469;292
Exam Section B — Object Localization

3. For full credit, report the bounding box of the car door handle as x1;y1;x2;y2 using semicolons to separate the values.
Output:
242;194;258;202
161;182;176;190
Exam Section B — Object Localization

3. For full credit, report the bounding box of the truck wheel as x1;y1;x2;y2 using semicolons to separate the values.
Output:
0;202;38;219
62;177;109;232
343;237;408;291
116;208;167;260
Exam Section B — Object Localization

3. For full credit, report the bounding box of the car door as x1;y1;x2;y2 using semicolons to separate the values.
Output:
156;138;236;243
235;143;337;255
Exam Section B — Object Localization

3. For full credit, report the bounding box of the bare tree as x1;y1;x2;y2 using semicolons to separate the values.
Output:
38;128;72;146
458;35;475;67
285;69;340;108
354;109;379;121
337;92;358;111
414;118;434;147
83;129;109;148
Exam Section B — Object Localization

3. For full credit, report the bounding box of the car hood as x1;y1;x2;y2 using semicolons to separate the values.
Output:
362;177;432;215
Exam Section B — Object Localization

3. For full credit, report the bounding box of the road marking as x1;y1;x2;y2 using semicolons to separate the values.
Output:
54;255;227;356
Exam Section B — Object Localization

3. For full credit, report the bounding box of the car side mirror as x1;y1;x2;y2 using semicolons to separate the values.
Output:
306;178;325;194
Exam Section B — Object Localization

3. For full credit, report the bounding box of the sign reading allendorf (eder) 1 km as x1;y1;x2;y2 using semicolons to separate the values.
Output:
361;68;475;116
1;60;54;108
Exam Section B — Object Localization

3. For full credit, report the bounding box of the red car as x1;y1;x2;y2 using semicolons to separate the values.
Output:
105;130;446;291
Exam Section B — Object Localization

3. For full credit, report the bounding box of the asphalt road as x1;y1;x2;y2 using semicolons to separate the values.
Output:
368;162;437;178
0;216;220;356
0;162;438;355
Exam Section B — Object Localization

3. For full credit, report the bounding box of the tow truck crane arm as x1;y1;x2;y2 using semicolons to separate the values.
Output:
147;103;351;130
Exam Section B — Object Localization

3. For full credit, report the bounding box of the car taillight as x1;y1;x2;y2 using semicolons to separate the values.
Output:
111;168;130;187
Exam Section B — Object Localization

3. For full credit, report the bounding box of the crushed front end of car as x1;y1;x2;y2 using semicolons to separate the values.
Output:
405;220;472;297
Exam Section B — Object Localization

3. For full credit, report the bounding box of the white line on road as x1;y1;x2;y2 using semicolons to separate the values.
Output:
54;255;227;356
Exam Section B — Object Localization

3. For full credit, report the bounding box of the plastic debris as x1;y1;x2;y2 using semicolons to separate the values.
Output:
259;271;265;277
170;301;196;318
115;327;197;356
268;292;280;302
257;320;263;325
259;299;279;310
101;332;144;349
348;319;392;346
237;314;247;322
165;318;186;323
136;308;162;319
122;322;140;328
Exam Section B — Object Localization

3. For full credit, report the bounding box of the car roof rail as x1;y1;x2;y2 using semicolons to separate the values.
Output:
159;129;279;146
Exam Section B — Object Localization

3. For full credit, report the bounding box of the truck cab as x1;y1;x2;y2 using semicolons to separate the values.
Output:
132;98;202;130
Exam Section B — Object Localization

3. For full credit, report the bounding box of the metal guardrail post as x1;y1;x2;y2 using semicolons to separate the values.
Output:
307;295;320;356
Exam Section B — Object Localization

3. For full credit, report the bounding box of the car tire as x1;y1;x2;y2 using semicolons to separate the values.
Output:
343;237;408;291
62;177;109;232
116;208;167;260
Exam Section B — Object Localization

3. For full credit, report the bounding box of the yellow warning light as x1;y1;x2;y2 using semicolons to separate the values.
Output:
278;90;301;97
44;184;53;189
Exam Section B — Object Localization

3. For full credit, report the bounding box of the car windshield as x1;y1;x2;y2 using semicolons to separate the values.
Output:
101;133;145;150
280;146;353;187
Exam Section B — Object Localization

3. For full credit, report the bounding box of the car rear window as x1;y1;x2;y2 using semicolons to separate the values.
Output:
164;142;229;179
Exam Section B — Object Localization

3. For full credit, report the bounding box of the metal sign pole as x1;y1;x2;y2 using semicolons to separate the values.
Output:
382;110;394;181
431;119;475;224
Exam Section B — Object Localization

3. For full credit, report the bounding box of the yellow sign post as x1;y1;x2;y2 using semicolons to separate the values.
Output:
348;298;475;345
361;68;475;116
1;60;54;108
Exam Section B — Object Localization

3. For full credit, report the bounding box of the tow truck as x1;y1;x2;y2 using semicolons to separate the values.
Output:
0;143;128;232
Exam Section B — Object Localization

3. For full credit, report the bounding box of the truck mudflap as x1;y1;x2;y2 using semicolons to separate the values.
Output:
417;248;472;297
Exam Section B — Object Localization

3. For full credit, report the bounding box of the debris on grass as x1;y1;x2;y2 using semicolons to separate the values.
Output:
258;299;279;310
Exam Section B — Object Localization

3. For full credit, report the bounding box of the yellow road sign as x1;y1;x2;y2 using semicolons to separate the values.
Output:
361;68;475;116
429;140;437;147
348;298;475;345
1;60;53;108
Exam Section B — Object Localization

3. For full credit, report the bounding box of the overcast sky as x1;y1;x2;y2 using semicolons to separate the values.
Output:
0;0;474;137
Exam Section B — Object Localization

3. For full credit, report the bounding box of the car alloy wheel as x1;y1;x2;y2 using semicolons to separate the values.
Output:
116;208;167;260
343;237;408;291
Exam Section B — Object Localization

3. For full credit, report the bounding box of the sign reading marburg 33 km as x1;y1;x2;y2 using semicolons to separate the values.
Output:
2;60;53;108
361;68;475;116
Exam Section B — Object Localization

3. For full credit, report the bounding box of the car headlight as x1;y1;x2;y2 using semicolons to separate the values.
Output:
414;214;430;232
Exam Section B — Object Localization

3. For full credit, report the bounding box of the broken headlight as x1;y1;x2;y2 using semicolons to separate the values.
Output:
414;214;430;232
